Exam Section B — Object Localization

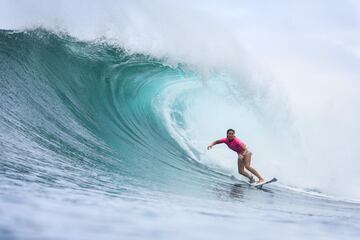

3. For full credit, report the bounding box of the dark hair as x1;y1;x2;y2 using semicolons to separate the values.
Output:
227;129;235;134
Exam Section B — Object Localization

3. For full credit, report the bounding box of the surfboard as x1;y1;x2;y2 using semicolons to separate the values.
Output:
251;177;277;189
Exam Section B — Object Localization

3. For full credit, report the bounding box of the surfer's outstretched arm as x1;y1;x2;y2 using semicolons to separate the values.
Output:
207;140;222;150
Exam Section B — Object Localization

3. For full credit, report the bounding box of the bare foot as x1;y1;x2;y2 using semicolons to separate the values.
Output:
257;179;265;184
249;176;255;184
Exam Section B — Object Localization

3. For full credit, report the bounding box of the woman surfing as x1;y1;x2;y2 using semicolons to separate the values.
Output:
207;129;265;184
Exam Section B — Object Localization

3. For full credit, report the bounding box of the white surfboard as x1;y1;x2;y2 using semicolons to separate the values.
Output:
251;177;277;189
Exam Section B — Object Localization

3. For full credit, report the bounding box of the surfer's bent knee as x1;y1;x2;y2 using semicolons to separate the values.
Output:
242;149;252;157
242;150;252;166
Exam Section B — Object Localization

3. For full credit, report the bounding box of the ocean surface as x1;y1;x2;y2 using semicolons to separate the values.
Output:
1;1;360;239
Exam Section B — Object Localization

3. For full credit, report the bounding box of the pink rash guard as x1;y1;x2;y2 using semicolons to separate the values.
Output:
217;137;247;154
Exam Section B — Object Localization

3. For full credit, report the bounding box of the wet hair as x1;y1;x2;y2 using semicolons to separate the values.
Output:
227;129;235;134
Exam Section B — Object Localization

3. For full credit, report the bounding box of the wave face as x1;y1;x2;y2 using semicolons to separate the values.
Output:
0;29;223;196
0;29;297;197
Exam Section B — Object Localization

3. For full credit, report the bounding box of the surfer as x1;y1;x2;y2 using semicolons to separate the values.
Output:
207;129;265;184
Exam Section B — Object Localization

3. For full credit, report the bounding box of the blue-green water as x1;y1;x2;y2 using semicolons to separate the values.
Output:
1;30;360;240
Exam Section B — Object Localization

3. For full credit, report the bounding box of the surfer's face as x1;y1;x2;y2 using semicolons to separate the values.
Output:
227;131;235;141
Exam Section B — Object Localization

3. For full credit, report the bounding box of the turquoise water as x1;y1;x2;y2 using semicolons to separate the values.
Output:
1;30;360;239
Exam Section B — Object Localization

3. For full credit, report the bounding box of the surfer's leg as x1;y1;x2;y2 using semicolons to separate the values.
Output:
237;155;252;180
243;151;264;183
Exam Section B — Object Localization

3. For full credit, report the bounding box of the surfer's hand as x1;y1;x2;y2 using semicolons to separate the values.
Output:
207;145;212;150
